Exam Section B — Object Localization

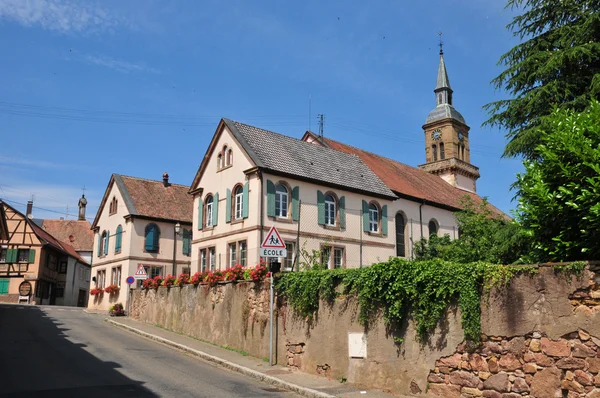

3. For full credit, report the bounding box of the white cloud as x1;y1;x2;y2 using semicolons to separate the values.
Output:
0;0;129;33
83;54;160;74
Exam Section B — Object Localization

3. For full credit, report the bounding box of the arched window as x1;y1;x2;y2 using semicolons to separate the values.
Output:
227;149;233;166
222;145;229;166
438;93;442;104
439;142;445;160
461;144;465;160
369;203;379;233
99;231;108;256
115;225;123;253
234;185;244;220
432;144;438;161
275;184;288;218
428;219;439;237
145;223;160;252
324;194;336;226
217;154;223;169
109;197;118;215
205;195;214;227
395;213;406;257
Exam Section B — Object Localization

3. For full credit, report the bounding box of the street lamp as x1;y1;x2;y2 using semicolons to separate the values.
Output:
173;222;182;276
175;222;181;235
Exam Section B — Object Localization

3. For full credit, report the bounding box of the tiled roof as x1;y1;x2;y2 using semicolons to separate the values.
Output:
30;221;88;264
320;137;505;216
223;119;396;199
115;175;193;223
41;220;94;251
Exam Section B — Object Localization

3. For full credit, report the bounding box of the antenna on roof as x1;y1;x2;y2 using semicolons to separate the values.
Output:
317;114;325;141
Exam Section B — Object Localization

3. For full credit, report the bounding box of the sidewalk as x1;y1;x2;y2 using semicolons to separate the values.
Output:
106;317;407;398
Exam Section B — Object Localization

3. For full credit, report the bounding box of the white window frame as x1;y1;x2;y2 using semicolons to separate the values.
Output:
229;243;237;267
275;185;288;218
200;249;207;272
284;242;295;270
234;187;243;220
369;204;379;233
239;241;247;266
209;247;216;271
324;195;336;226
206;197;214;227
321;246;331;268
111;266;121;287
333;247;344;269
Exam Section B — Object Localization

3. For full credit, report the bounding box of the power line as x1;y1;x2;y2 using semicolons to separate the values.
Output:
0;198;96;221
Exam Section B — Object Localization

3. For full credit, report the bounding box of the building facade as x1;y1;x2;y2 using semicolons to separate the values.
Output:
88;173;193;311
0;201;90;306
188;52;502;271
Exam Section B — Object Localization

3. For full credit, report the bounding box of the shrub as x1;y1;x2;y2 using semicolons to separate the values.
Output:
109;303;125;316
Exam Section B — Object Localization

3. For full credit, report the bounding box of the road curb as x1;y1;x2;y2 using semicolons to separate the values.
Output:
106;319;335;398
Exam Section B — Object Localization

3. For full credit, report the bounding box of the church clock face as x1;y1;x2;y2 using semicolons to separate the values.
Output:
431;129;442;140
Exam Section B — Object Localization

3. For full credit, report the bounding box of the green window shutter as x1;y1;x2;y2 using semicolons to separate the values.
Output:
242;182;249;219
5;249;12;263
317;191;325;225
0;279;8;294
97;234;102;256
382;205;388;236
339;196;346;229
28;249;36;264
291;186;300;221
213;192;219;226
266;180;276;217
11;249;18;263
145;226;155;251
197;198;203;231
182;230;189;255
115;226;122;252
226;188;232;223
362;200;369;233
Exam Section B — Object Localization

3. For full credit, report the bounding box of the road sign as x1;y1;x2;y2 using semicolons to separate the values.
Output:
126;276;135;285
260;226;286;258
134;264;148;280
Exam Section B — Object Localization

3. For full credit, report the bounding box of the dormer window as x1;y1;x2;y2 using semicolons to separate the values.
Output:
109;197;118;215
217;145;232;170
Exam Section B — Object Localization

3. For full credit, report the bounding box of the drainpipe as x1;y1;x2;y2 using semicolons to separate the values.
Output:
419;201;425;239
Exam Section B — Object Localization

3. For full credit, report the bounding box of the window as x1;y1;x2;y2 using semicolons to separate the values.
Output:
333;248;344;269
182;229;191;256
145;224;159;252
217;154;223;169
432;144;438;161
239;241;247;266
17;249;29;263
223;145;228;166
96;269;106;288
85;269;90;282
0;249;5;263
324;195;336;226
115;225;123;253
227;149;233;166
439;142;445;160
206;195;214;227
0;279;8;295
103;231;109;255
234;185;243;220
99;231;108;256
320;246;331;268
148;266;163;279
275;184;288;218
109;197;118;215
369;204;379;233
59;261;67;274
395;213;406;257
461;144;465;160
111;266;122;287
55;284;65;298
229;243;237;267
209;247;216;271
182;267;191;275
79;265;84;281
47;253;57;271
429;220;439;237
200;249;207;272
284;242;295;270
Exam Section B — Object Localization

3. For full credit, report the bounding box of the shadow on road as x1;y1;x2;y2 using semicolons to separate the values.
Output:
0;304;157;397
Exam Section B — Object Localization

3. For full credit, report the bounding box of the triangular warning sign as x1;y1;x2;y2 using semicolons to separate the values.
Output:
261;226;286;249
135;264;148;278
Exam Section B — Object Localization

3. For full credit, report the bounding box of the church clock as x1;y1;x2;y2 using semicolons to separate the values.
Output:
431;129;442;140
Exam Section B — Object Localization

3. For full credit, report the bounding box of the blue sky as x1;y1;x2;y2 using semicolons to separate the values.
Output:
0;0;523;221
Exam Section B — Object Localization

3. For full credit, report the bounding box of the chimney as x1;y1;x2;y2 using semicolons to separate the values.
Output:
78;194;88;221
162;172;170;187
26;200;33;219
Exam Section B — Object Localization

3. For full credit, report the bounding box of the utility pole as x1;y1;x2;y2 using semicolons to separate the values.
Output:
317;114;325;141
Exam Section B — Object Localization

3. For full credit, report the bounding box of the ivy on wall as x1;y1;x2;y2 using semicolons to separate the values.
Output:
276;258;557;343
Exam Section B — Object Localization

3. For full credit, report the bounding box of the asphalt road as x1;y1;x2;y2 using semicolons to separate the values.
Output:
0;304;300;397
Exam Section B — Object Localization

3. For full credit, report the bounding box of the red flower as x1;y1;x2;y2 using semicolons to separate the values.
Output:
224;264;245;281
176;273;190;286
162;274;176;287
90;287;103;296
104;284;120;294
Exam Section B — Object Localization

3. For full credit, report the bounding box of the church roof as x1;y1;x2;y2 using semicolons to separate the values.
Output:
426;104;466;125
435;52;451;91
41;219;94;252
310;134;504;216
220;119;397;199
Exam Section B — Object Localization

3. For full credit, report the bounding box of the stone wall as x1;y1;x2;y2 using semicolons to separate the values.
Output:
129;264;600;397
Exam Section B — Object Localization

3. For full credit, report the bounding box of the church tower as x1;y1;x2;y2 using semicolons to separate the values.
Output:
419;45;480;192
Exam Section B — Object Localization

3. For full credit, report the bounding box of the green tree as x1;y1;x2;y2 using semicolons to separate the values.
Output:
516;101;600;261
414;197;531;264
484;0;600;159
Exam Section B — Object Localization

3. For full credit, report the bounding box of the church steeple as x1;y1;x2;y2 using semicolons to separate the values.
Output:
419;40;480;193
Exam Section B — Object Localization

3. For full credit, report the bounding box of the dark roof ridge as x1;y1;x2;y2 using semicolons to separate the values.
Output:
115;173;190;188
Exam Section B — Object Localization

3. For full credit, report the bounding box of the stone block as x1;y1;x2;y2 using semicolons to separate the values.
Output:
574;342;597;358
589;358;600;373
470;354;489;372
512;377;529;393
586;388;600;398
479;372;492;380
531;366;562;398
556;357;587;370
523;363;537;374
576;370;595;386
449;371;481;388
499;353;522;371
483;372;511;393
504;337;527;356
427;373;444;383
488;357;499;373
529;339;542;352
461;387;483;397
482;391;502;398
427;383;460;398
533;352;555;366
562;379;585;393
580;330;592;341
437;353;462;368
541;337;571;357
500;394;521;398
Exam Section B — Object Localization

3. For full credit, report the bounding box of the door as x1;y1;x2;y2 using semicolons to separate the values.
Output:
49;284;56;305
395;214;406;257
77;289;86;307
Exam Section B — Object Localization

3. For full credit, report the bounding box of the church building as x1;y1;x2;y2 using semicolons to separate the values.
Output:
189;50;501;271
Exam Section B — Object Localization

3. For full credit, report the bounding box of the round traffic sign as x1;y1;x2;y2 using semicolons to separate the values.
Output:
126;276;135;285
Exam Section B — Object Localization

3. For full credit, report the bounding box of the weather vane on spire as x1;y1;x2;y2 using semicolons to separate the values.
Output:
438;31;444;55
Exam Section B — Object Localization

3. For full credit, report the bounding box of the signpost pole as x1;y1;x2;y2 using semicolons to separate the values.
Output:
126;283;130;316
269;271;274;366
